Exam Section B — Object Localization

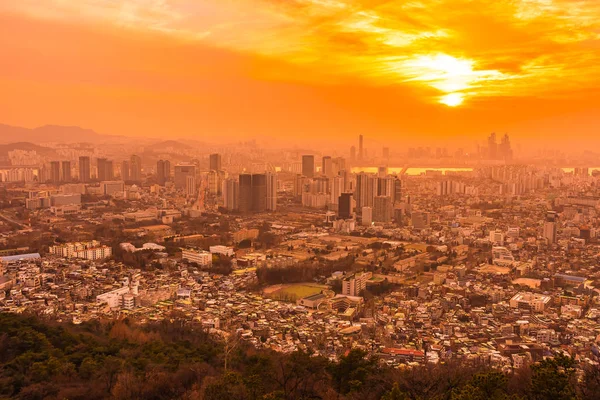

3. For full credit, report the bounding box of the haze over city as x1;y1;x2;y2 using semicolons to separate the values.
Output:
2;2;600;400
1;0;599;148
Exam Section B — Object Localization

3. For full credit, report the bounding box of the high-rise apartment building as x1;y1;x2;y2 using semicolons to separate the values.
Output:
50;161;61;184
78;156;91;182
222;178;239;211
130;155;142;182
302;155;315;178
355;172;377;211
61;161;72;182
322;156;333;178
373;196;392;223
97;158;114;181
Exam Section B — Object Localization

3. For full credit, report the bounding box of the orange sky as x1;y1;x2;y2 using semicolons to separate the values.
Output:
0;0;599;148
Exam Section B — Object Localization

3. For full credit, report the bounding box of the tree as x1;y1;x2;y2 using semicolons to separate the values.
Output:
529;355;576;400
329;349;378;396
381;383;409;400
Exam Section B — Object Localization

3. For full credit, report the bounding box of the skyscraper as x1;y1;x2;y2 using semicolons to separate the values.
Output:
239;174;253;213
97;158;114;181
78;156;91;182
499;133;513;161
209;153;222;171
251;174;267;213
157;159;171;186
358;135;364;161
185;175;196;197
330;176;344;205
322;156;333;178
174;163;196;190
61;161;71;182
50;161;61;183
302;155;315;178
266;172;277;211
350;146;356;162
130;155;142;182
488;133;498;160
355;172;377;211
238;174;269;213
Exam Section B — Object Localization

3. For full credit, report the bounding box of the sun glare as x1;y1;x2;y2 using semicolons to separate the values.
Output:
440;93;464;107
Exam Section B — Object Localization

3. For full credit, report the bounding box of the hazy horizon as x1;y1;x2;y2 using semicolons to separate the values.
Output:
1;1;599;150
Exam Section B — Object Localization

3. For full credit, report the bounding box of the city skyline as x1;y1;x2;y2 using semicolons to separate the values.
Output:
1;1;599;147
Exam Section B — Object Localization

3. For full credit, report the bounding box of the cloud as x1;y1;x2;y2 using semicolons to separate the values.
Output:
2;0;600;106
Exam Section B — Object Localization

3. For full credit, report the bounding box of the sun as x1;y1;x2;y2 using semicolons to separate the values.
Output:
440;93;464;107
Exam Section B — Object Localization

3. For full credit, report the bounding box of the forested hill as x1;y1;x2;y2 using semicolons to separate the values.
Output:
0;313;598;400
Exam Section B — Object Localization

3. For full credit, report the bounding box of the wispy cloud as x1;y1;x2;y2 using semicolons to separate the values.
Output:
3;0;600;106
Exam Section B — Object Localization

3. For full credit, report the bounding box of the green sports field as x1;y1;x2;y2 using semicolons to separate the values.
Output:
266;283;329;302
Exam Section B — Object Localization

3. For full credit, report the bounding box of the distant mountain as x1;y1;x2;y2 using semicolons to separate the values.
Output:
0;142;58;157
0;124;124;144
144;140;193;152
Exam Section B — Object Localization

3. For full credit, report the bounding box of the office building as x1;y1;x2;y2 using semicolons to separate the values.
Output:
302;155;315;178
182;249;212;266
101;181;125;196
239;173;269;213
174;163;196;190
130;155;142;182
209;153;222;171
78;156;91;182
156;159;171;186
